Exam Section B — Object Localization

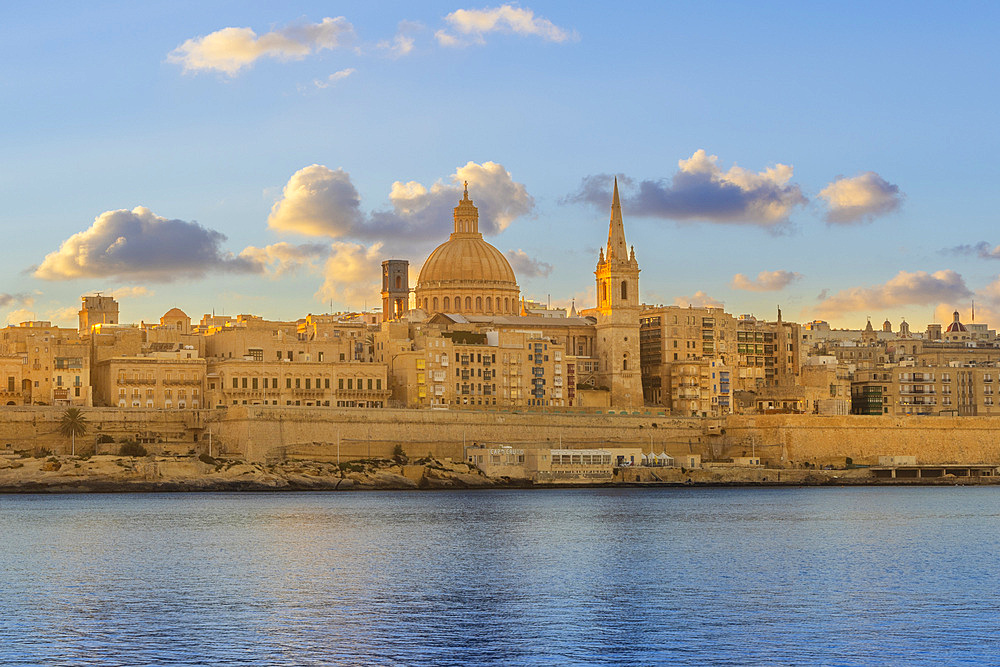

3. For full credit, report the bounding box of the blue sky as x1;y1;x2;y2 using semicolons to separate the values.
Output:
2;1;998;331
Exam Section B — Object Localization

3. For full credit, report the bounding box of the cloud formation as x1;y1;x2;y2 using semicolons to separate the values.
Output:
731;270;802;292
378;21;420;58
110;286;154;298
505;249;552;278
673;291;724;309
436;5;575;46
947;241;1000;260
268;161;533;244
34;207;259;281
238;242;329;277
168;17;355;75
315;242;384;307
815;270;971;316
0;292;33;309
313;68;355;88
819;171;902;224
567;150;807;229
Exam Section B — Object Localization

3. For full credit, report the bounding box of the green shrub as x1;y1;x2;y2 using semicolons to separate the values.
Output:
199;453;216;465
119;442;148;457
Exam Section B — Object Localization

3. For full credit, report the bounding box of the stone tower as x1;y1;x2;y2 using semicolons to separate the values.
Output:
79;294;119;334
594;178;643;408
381;259;410;322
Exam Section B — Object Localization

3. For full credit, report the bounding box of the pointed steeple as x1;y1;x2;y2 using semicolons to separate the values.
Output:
569;298;577;317
607;177;627;260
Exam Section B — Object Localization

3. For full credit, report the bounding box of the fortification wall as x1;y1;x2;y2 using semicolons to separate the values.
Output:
718;414;1000;465
212;407;702;463
4;406;999;466
0;407;206;456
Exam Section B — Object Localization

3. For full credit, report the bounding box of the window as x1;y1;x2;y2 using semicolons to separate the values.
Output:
621;281;627;300
232;378;238;389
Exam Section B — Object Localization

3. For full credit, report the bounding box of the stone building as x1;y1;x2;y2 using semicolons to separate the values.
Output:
0;321;91;406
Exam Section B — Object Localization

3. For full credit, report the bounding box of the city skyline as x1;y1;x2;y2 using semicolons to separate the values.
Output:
3;2;999;330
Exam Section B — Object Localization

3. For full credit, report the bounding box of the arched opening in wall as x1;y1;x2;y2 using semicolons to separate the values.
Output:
455;296;462;312
486;297;492;312
476;296;482;311
424;298;429;310
5;401;14;406
465;296;472;310
621;281;628;300
395;275;401;289
433;297;439;311
504;297;509;312
600;282;606;305
442;297;449;310
623;352;629;371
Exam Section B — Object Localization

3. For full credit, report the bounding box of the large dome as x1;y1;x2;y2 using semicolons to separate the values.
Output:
414;183;520;315
417;236;517;286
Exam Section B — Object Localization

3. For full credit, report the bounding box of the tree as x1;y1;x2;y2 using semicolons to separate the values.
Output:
59;408;88;456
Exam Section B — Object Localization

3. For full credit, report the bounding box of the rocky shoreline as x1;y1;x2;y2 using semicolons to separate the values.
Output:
2;454;998;493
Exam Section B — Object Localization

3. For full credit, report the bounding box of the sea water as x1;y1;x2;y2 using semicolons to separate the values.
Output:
1;487;998;666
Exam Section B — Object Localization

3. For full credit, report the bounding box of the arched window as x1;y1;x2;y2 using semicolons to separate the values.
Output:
456;296;462;311
395;275;401;289
424;298;429;310
623;353;629;371
476;296;482;311
600;282;606;304
465;296;472;310
621;281;628;300
486;297;492;312
442;297;449;311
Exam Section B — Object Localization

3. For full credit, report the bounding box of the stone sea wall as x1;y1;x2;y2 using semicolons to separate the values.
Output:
3;406;1000;466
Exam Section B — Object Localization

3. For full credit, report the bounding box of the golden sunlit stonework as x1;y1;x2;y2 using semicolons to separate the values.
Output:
414;182;521;317
4;176;1000;423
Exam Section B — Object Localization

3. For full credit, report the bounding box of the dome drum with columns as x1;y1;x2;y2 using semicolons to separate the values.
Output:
415;183;520;315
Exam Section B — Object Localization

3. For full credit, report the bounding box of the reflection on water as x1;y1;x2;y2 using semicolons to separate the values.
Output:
1;488;999;665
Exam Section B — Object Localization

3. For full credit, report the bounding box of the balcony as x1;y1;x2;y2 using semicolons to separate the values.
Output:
118;378;156;386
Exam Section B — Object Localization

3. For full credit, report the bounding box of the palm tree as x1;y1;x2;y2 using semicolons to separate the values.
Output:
59;407;88;456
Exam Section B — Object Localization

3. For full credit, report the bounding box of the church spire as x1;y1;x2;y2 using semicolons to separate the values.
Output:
607;177;627;260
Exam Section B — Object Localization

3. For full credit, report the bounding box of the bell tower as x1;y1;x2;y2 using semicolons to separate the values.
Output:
594;178;643;408
381;259;410;321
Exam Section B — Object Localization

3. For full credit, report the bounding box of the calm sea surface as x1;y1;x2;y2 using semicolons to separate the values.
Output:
1;488;999;666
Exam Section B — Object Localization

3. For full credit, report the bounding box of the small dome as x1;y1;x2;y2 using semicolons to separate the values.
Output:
946;310;967;333
163;307;188;319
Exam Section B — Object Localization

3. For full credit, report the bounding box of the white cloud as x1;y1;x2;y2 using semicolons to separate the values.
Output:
567;150;807;229
110;286;154;299
238;242;328;277
819;171;902;224
5;308;36;325
378;21;420;58
731;270;802;292
46;306;79;326
505;249;552;278
168;17;355;75
313;68;356;88
315;242;384;308
34;206;259;281
436;5;576;46
268;161;533;244
673;291;724;308
816;270;971;316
